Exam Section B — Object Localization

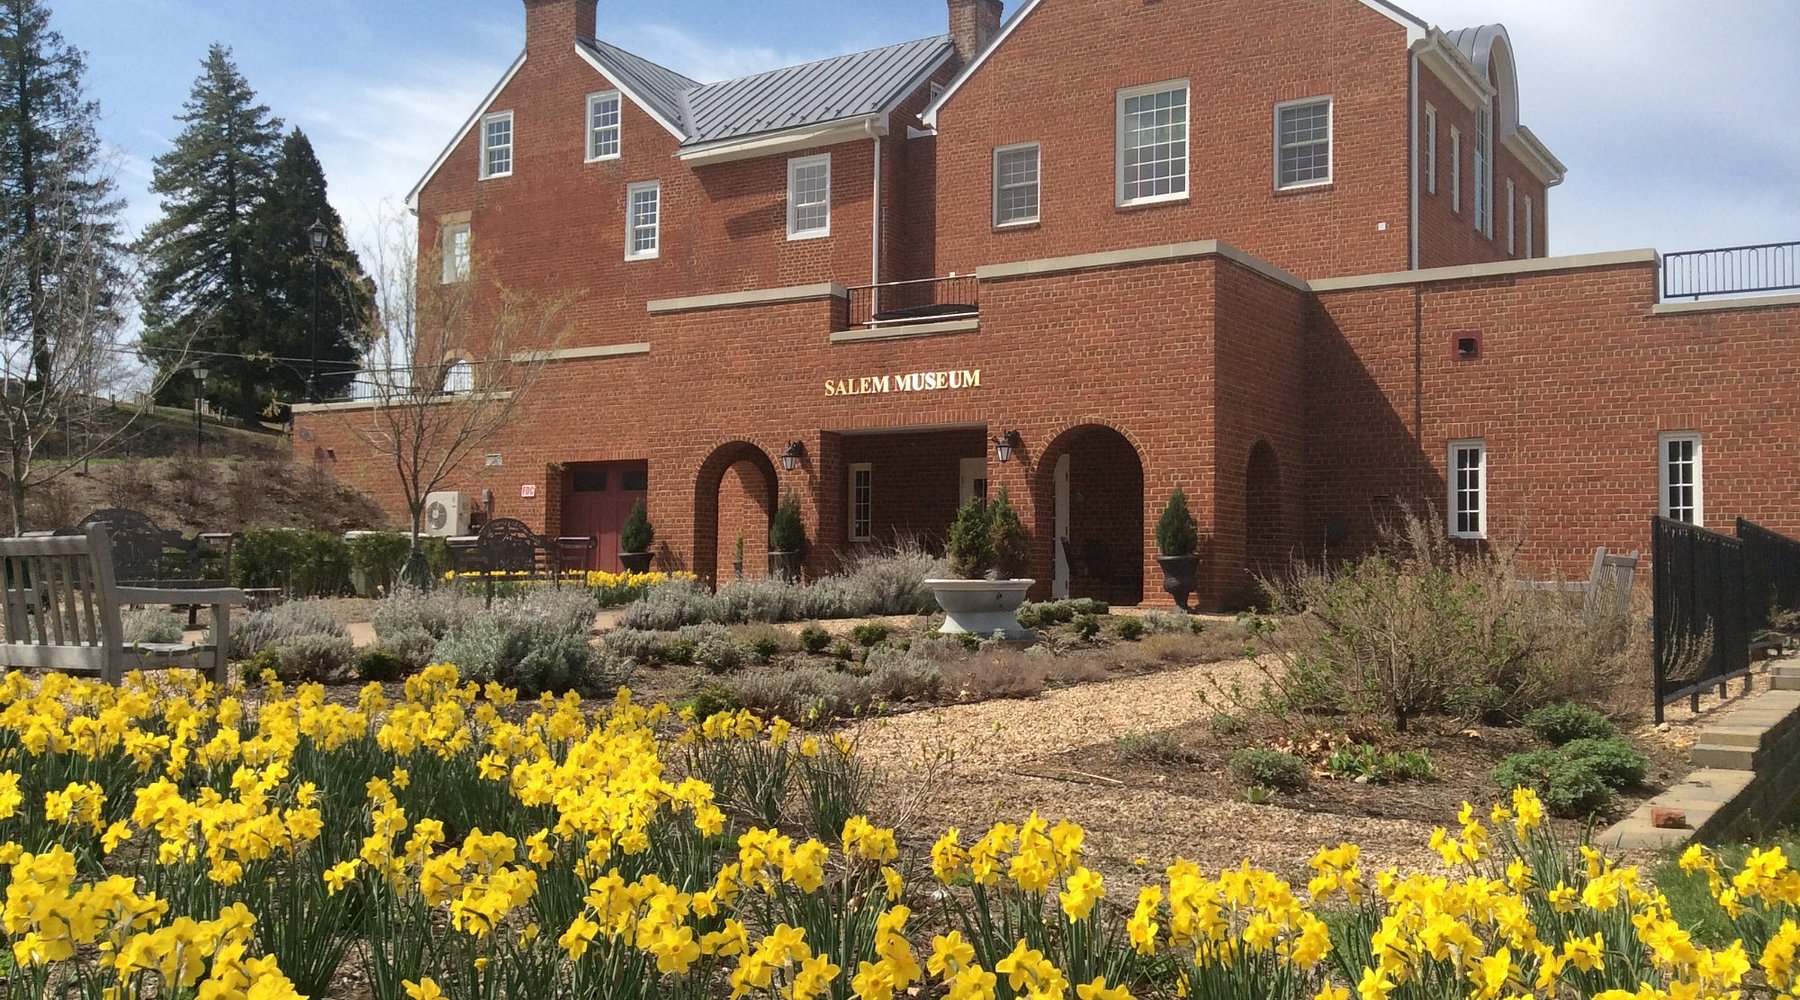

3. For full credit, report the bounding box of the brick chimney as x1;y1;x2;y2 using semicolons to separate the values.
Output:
524;0;596;55
948;0;1003;66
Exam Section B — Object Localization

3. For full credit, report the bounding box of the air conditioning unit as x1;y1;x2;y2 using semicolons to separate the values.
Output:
423;492;476;537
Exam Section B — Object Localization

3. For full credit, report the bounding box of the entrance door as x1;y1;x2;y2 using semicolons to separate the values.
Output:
1053;453;1071;598
959;456;989;506
563;461;648;572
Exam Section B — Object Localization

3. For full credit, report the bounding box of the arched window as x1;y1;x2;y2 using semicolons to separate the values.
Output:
443;359;474;394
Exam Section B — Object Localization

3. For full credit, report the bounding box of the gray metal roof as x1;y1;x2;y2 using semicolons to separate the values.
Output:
1443;24;1504;71
579;34;952;148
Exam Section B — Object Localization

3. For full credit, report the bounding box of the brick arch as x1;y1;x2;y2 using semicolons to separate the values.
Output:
1245;439;1285;579
694;441;779;585
1032;422;1146;605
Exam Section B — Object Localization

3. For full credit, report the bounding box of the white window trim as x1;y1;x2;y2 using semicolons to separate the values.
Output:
625;180;660;261
1272;95;1333;191
1506;179;1516;255
1524;195;1535;257
992;141;1041;228
1659;432;1704;526
480;110;514;180
586;90;621;162
440;222;470;284
786;153;831;240
1448;439;1487;540
1115;79;1191;208
1450;128;1462;215
1473;103;1493;238
848;462;873;542
1424;103;1437;195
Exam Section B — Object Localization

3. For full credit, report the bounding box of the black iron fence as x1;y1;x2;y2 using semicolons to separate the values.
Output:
845;275;979;328
1662;240;1800;300
1651;516;1749;721
1740;517;1800;641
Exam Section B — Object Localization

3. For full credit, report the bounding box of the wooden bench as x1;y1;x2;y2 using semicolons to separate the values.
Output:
1513;546;1640;621
0;524;244;685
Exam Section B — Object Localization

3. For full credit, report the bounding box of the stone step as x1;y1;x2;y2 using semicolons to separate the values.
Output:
1702;725;1766;749
1774;666;1800;692
1691;742;1757;770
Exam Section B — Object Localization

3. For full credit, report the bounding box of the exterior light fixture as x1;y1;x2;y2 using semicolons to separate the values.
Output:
307;219;330;253
781;440;806;471
992;430;1021;463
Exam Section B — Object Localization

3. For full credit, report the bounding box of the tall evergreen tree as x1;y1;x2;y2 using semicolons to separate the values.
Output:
137;44;284;421
245;128;373;410
0;0;127;383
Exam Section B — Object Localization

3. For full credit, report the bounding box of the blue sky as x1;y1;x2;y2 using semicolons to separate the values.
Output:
48;0;1800;267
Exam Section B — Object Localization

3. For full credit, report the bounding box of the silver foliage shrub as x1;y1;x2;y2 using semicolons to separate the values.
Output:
617;578;718;630
231;601;345;659
372;586;472;641
841;542;945;615
122;609;185;645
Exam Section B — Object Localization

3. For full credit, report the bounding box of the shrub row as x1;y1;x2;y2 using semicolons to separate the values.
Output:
618;547;946;630
235;528;450;598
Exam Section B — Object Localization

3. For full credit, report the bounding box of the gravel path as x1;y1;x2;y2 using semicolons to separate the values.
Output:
852;659;1456;886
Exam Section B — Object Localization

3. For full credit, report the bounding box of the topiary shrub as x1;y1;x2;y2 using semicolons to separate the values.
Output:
1525;702;1619;745
987;488;1030;580
620;499;654;553
1228;748;1308;791
945;496;993;579
1493;748;1612;817
1115;618;1145;641
1561;737;1650;789
1156;486;1200;557
799;624;831;654
769;494;806;553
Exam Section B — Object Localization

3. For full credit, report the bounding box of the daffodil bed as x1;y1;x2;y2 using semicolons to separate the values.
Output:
1;665;1793;1000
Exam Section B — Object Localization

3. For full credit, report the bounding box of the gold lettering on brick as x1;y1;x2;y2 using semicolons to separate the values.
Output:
825;369;982;397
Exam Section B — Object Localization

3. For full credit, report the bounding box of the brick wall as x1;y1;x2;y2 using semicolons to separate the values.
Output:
1415;65;1549;269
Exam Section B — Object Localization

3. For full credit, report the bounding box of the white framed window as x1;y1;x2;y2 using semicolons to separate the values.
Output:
1449;440;1486;538
480;111;513;179
586;91;621;161
1424;103;1437;195
786;154;831;239
1116;80;1189;206
1274;96;1332;189
1506;179;1516;255
993;142;1041;227
1450;128;1462;214
1473;104;1491;236
1524;196;1535;257
1660;432;1703;526
625;180;660;260
848;463;873;542
443;359;474;394
440;222;470;284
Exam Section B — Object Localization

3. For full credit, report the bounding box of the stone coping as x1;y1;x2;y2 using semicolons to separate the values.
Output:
1652;292;1800;316
510;342;650;363
647;282;846;315
290;390;514;415
975;239;1309;291
1310;249;1659;293
829;318;979;344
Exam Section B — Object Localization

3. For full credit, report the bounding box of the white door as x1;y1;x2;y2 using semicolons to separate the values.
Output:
1053;453;1071;598
959;456;988;506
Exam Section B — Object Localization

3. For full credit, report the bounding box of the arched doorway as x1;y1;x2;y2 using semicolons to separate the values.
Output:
1038;424;1145;605
1245;440;1284;578
695;442;778;585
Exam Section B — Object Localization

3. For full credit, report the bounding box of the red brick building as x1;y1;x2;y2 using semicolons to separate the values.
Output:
296;0;1800;609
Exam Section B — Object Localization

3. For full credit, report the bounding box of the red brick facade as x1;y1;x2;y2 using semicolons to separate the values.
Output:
294;0;1800;609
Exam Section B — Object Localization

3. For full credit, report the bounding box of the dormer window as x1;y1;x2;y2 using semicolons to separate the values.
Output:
481;111;514;179
587;91;620;161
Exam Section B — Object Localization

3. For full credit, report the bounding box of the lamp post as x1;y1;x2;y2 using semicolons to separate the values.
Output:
192;363;209;456
306;219;329;403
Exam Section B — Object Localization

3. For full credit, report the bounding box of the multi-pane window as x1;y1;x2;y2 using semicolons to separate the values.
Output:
1275;97;1332;188
441;222;470;284
1425;104;1438;195
443;359;474;394
787;154;831;239
1506;179;1516;255
587;91;621;160
626;181;660;260
848;463;873;542
1117;82;1188;205
1524;196;1535;257
1473;105;1491;235
1660;433;1703;525
1450;128;1462;214
993;143;1041;226
1449;440;1486;538
481;111;513;179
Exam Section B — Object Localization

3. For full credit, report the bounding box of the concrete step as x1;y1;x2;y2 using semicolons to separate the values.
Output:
1703;725;1766;749
1774;665;1800;692
1691;742;1757;770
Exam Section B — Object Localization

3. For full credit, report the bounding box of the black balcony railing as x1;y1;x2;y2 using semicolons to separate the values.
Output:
845;275;978;328
1662;240;1800;300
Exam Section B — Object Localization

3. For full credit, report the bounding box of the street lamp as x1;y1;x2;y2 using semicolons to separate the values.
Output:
192;363;209;456
306;219;329;403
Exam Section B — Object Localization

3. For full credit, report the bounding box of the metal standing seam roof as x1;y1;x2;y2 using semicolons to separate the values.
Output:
579;34;953;148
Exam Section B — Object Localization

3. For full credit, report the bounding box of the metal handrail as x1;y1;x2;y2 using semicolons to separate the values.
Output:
845;274;979;328
1662;240;1800;300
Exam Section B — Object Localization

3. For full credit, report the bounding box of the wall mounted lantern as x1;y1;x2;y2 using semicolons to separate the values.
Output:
992;430;1022;464
780;440;806;472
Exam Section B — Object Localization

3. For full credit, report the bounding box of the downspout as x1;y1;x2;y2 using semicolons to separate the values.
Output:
1408;49;1420;271
869;121;885;317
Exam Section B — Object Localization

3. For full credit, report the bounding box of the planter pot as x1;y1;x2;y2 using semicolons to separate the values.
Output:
768;549;803;583
927;578;1037;640
1157;554;1199;612
732;559;745;581
618;551;654;574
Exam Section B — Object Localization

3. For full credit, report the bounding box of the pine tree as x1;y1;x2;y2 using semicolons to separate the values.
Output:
0;0;127;384
245;128;374;410
137;44;285;421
